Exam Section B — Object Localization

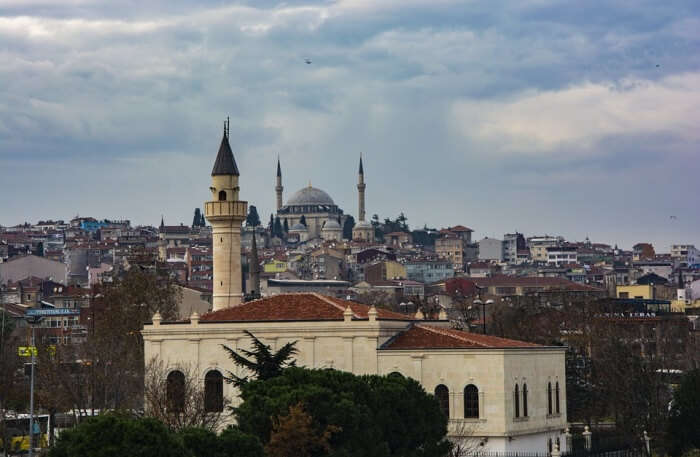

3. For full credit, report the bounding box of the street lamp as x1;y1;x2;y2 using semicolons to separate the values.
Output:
472;298;493;335
24;314;43;457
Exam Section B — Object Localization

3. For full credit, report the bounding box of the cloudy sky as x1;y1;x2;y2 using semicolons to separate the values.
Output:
1;0;699;250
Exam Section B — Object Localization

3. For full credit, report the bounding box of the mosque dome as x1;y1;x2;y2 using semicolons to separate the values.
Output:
287;186;335;206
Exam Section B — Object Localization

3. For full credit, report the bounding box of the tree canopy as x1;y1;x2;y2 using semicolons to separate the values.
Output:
273;217;283;238
180;426;264;457
221;331;298;387
342;215;355;239
668;369;700;456
234;367;451;457
246;205;261;227
48;414;190;457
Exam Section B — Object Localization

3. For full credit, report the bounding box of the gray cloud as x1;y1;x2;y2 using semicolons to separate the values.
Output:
1;0;699;250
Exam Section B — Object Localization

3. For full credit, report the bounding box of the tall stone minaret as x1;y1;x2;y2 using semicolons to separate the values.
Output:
275;157;283;211
205;121;248;311
357;155;366;222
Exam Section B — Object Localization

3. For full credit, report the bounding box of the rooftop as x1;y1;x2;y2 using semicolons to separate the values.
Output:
382;324;543;350
200;292;410;322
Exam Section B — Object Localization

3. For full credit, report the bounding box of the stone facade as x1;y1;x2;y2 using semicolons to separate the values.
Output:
143;293;568;453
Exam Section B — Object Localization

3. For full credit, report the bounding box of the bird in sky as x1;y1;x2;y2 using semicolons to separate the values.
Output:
304;58;312;64
670;215;677;220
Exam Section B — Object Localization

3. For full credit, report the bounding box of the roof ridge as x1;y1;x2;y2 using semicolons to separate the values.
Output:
311;293;358;317
416;324;489;347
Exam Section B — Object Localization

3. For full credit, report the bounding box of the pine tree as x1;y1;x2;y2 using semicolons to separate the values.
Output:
273;217;283;238
192;208;203;228
299;215;307;227
342;216;355;240
221;331;298;387
246;205;261;227
283;218;289;233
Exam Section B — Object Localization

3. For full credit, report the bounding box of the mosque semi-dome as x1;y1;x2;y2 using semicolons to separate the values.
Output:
287;186;335;207
289;223;308;232
322;219;341;230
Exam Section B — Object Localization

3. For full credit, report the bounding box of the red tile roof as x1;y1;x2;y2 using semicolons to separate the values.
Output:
448;225;473;232
200;293;412;322
382;324;542;350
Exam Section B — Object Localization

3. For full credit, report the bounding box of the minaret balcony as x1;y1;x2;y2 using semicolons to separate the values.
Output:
205;200;248;221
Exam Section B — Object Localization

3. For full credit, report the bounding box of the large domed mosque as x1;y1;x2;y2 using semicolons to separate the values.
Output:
274;156;374;242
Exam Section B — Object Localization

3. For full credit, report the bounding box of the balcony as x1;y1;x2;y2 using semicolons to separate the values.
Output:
204;200;247;221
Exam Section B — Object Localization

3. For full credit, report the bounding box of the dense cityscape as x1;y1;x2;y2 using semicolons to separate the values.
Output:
1;133;699;456
2;0;700;455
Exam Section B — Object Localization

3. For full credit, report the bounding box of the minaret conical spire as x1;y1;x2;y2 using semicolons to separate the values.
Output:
211;122;239;176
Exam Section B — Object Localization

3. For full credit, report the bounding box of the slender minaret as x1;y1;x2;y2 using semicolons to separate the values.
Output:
275;157;283;211
249;229;260;297
357;154;366;222
205;120;248;310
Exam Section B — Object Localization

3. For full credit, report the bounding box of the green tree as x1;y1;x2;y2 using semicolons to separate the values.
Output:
668;369;700;456
342;215;355;240
273;217;283;238
48;414;190;457
179;426;264;457
283;218;289;233
246;206;261;227
192;208;203;228
221;331;298;387
219;426;265;457
235;367;451;457
299;215;307;227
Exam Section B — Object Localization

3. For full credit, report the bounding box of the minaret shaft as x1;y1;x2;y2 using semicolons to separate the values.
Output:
205;131;247;311
275;158;283;211
357;157;366;222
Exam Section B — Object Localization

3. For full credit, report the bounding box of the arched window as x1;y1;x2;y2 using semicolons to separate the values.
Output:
204;370;223;412
464;384;479;418
547;382;553;415
522;383;529;417
514;384;520;418
218;190;226;201
167;370;185;413
435;384;450;418
555;382;560;414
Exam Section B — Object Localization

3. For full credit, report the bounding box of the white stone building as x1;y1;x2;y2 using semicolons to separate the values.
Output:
143;293;568;453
